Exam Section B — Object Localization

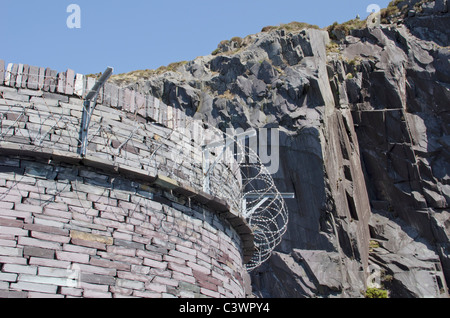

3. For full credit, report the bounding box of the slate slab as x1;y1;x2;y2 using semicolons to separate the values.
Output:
65;69;75;95
21;64;29;88
38;67;45;90
57;72;66;94
4;63;13;86
27;66;39;90
74;73;84;96
15;64;24;88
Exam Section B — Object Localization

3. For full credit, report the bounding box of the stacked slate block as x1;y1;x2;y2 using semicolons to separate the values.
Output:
0;61;187;130
0;60;254;298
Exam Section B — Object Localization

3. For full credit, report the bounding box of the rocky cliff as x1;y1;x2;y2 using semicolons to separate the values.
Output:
114;0;449;298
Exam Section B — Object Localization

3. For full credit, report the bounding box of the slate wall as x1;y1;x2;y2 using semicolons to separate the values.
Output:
0;61;253;298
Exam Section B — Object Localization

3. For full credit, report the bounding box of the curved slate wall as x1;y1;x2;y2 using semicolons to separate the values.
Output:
0;61;254;298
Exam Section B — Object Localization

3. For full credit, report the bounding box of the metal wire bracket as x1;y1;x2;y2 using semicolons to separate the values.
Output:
242;193;295;219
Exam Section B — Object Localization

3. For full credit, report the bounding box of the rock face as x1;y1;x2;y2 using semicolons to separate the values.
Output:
121;0;449;298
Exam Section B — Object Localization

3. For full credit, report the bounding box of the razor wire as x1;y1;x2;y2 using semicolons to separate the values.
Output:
197;124;289;271
0;68;289;271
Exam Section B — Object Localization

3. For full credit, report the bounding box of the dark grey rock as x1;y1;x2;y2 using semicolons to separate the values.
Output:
436;0;448;13
369;211;447;298
258;60;277;84
422;2;436;14
118;9;450;298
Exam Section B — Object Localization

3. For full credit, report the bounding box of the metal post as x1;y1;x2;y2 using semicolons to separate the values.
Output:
78;67;113;157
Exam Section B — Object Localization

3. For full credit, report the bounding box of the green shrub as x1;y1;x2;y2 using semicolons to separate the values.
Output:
327;19;367;40
380;0;401;21
326;41;340;53
230;36;243;46
261;25;278;32
369;240;380;250
365;288;389;298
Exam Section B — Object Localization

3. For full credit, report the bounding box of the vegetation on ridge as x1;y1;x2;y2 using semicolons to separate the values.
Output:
212;36;250;56
108;61;188;85
379;0;436;24
261;21;320;33
326;0;437;40
104;0;432;85
211;22;320;56
327;18;367;41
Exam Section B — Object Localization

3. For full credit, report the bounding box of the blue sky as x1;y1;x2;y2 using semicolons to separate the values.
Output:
0;0;391;75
